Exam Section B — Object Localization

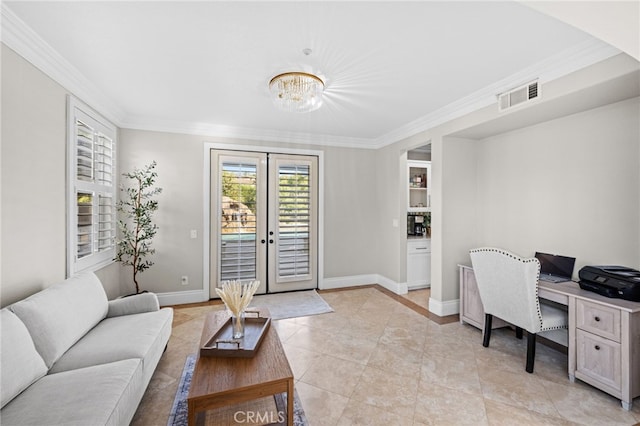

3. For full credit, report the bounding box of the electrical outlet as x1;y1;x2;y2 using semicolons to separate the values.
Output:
181;276;188;286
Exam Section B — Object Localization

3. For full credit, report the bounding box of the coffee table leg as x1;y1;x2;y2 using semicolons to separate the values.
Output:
287;380;294;425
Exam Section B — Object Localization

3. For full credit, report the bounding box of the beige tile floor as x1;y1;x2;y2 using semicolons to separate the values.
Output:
132;287;640;426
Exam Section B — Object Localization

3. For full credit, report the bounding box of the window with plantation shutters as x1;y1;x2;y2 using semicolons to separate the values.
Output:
67;96;117;276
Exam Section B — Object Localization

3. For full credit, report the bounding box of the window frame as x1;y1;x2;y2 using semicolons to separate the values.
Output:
66;96;117;276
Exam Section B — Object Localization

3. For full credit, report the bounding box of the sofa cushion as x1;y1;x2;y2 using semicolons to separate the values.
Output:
50;308;173;374
0;309;48;409
10;272;108;368
0;359;143;426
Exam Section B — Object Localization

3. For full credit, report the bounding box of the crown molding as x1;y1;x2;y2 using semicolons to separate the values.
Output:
2;2;621;150
1;3;126;126
121;116;377;149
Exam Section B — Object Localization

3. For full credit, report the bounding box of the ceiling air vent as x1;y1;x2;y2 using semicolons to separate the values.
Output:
498;80;539;112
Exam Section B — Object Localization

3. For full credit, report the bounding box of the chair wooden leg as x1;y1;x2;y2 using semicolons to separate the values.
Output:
482;314;492;347
526;332;536;373
515;327;523;339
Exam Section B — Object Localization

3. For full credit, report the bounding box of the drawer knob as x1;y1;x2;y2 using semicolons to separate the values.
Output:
594;316;600;322
595;345;600;351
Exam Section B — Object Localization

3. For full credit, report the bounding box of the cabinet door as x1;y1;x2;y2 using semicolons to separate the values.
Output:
576;329;622;393
459;267;509;330
462;268;485;326
408;160;431;212
407;240;430;288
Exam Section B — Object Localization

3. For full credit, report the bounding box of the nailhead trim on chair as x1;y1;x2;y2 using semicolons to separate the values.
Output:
470;247;545;331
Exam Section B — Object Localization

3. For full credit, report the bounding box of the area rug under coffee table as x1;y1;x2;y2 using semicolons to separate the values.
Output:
168;355;308;426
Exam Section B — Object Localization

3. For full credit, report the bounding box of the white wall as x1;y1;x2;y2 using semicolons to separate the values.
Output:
477;97;640;274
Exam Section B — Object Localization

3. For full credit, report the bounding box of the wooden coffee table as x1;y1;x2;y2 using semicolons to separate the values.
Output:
187;308;294;425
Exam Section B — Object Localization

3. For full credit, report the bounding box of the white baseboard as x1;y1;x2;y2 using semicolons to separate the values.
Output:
376;275;408;295
428;297;460;316
320;274;378;290
160;274;411;307
157;289;207;306
321;274;408;295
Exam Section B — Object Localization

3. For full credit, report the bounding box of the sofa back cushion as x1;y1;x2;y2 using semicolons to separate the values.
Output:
1;309;48;408
10;272;109;368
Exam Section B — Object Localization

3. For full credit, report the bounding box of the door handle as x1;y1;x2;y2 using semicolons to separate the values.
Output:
261;239;266;244
269;239;274;244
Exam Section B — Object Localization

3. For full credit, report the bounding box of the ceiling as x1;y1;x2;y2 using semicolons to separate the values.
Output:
2;1;624;148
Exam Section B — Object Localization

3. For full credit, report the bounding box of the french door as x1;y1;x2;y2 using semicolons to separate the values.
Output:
210;150;318;295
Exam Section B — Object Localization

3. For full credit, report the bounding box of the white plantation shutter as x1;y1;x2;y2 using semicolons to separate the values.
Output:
219;160;259;281
98;194;115;251
277;164;311;278
67;96;117;276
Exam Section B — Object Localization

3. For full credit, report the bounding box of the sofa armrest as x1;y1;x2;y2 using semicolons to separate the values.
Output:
107;293;160;317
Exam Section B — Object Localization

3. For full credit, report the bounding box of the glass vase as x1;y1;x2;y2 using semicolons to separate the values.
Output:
231;311;245;339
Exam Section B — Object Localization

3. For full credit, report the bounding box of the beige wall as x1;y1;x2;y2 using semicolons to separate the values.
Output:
118;129;381;294
1;45;122;307
0;40;382;305
2;45;68;306
440;137;479;301
378;53;639;313
3;39;639;312
477;97;640;273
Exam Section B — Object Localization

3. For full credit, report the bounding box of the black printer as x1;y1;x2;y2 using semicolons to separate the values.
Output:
579;265;640;302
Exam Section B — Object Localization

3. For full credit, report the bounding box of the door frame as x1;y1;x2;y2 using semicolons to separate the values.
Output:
203;142;324;301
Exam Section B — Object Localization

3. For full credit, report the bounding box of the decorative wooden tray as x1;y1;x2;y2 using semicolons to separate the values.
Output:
200;311;271;358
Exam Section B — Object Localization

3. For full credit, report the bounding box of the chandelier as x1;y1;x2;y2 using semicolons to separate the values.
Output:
269;72;324;113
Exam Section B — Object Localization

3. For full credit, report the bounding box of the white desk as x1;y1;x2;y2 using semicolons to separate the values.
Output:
459;265;640;410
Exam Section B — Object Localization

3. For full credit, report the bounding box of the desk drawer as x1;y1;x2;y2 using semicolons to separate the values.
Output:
576;299;620;342
576;329;622;393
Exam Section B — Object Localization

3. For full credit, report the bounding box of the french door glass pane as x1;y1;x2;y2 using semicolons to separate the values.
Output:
277;164;310;278
220;161;258;281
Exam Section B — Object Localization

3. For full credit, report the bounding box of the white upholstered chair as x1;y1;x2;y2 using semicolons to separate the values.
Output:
469;247;568;373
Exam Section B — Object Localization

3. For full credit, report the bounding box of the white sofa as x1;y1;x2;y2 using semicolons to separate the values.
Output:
0;272;173;426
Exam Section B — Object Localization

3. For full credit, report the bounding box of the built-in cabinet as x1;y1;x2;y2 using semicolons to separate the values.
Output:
406;160;432;289
407;160;431;212
407;239;431;289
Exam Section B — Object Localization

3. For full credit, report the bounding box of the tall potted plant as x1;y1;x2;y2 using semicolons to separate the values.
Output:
115;161;162;294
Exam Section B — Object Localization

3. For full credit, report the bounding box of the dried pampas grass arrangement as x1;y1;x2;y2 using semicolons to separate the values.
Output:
215;280;260;317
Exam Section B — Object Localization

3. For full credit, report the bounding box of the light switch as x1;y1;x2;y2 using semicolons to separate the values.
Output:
190;230;197;239
392;219;399;228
